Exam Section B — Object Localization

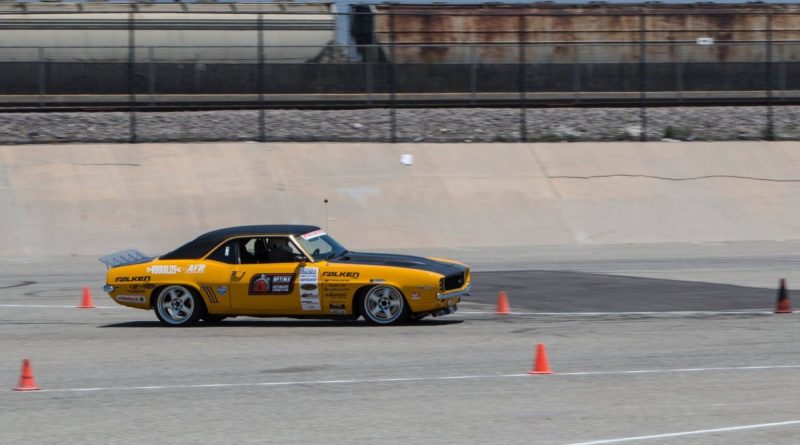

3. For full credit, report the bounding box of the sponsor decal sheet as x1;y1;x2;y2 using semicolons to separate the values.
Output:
299;267;320;311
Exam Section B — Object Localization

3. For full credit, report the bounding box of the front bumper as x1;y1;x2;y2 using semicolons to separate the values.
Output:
437;283;471;300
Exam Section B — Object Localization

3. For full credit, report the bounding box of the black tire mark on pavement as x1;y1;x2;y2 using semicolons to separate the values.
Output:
0;280;36;290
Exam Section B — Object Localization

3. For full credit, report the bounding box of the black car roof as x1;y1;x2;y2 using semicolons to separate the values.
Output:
159;225;321;260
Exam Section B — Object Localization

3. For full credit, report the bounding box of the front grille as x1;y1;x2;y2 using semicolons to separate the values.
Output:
442;272;465;291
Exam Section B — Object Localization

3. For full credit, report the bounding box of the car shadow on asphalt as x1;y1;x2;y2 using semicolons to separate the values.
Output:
98;319;464;328
471;270;775;312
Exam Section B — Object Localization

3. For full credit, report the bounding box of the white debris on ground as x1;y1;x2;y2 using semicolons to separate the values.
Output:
0;106;798;144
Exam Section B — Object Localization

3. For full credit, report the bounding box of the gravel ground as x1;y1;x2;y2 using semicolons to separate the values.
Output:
1;106;799;144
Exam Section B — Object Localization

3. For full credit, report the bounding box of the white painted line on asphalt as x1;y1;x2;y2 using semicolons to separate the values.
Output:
566;420;800;445
27;364;800;394
457;310;776;316
0;304;120;309
558;364;800;376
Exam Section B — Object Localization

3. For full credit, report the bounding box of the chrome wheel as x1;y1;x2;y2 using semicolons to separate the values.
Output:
155;285;201;326
362;285;408;325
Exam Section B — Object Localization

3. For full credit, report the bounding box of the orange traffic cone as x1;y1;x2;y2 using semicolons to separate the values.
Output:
78;287;95;309
14;359;40;391
496;291;511;315
528;343;553;375
775;279;792;314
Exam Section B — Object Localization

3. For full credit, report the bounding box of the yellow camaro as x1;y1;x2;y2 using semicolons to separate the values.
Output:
101;225;470;326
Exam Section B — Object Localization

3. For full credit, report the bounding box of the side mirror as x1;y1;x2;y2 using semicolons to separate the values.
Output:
293;254;307;263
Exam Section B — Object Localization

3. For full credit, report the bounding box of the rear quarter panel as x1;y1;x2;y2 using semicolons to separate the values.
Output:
105;260;229;310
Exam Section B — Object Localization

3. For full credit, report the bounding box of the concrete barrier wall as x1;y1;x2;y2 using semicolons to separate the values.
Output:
2;141;800;257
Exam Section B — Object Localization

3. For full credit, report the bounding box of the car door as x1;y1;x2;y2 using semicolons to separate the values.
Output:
228;236;320;315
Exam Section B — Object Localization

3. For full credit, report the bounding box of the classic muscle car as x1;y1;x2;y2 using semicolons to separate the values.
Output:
101;225;471;326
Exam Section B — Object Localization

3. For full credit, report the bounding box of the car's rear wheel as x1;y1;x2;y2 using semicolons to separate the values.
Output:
154;285;202;327
361;285;409;325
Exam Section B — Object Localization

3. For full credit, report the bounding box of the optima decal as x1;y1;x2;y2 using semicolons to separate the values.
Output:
115;276;151;283
249;274;295;295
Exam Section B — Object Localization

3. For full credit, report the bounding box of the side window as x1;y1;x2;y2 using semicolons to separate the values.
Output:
264;237;302;263
206;240;238;264
239;237;269;265
206;237;303;265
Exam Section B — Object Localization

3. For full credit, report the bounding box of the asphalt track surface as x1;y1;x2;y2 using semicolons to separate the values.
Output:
2;261;800;444
469;271;776;313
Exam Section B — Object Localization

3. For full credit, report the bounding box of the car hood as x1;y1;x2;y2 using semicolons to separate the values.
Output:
327;252;466;276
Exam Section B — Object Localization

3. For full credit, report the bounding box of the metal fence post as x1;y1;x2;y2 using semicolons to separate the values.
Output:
37;47;46;108
778;42;786;102
638;12;647;142
675;43;683;103
365;45;374;105
258;12;266;142
573;44;581;105
147;46;155;107
469;44;477;105
388;11;397;143
518;14;527;142
765;12;775;140
128;8;137;143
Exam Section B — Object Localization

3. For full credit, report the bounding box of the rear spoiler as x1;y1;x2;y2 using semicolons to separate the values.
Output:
98;249;153;269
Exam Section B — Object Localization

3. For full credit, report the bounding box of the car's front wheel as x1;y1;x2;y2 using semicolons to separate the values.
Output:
154;285;202;327
361;285;409;325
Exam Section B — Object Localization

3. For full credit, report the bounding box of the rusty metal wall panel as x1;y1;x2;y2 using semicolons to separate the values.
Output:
373;4;800;64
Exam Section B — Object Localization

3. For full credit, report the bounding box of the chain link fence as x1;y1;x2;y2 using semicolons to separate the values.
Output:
0;6;797;143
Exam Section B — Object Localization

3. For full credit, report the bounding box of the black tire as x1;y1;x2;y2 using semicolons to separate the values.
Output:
154;285;203;327
360;285;410;325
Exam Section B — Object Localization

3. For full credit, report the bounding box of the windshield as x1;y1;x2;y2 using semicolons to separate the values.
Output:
295;230;348;262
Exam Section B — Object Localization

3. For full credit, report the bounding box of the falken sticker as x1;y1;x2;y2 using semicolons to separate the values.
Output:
116;295;146;304
322;271;360;282
186;264;206;274
299;267;320;310
329;303;346;315
147;265;182;274
115;276;151;283
300;230;326;240
249;274;294;295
